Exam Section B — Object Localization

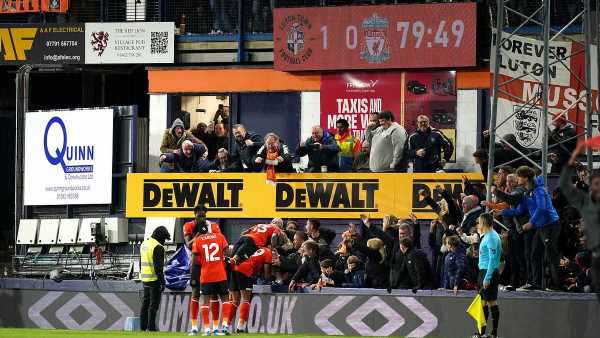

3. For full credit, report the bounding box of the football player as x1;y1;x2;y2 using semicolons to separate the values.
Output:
189;222;229;336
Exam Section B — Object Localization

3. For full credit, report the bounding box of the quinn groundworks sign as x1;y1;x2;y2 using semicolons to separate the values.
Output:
125;173;483;219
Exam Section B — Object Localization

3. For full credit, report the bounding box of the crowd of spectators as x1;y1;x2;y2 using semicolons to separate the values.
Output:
158;110;454;174
158;107;597;294
245;155;595;294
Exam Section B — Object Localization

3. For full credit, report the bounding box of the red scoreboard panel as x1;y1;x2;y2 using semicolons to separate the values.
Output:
274;3;477;71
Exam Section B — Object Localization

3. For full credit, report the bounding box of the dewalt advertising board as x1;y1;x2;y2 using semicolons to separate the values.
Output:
126;173;484;219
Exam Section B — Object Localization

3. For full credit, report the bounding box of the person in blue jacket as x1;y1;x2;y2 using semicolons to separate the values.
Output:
443;235;468;295
501;166;561;291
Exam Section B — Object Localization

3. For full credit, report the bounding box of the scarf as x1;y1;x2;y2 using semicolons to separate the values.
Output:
266;148;279;185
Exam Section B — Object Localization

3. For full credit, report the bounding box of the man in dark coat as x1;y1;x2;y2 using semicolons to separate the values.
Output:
297;125;340;172
229;124;263;172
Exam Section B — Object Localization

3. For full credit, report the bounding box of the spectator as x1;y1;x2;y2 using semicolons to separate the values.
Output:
493;174;530;289
305;219;337;246
343;255;366;288
460;195;484;233
160;118;202;154
443;235;469;295
306;219;336;259
297;125;340;172
407;115;454;173
353;142;371;172
255;133;295;178
473;149;489;179
506;166;560;291
159;140;209;173
388;223;414;290
334;238;353;271
363;112;380;148
160;118;203;171
275;231;307;281
213;104;229;125
398;237;434;292
208;148;233;172
191;122;210;144
286;220;299;231
334;118;362;172
354;238;389;289
207;123;229;160
229;124;264;172
369;111;408;172
560;144;600;293
313;259;346;290
289;241;321;292
548;112;576;174
565;251;592;292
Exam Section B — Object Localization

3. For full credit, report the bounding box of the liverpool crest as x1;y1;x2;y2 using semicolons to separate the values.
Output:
360;13;390;64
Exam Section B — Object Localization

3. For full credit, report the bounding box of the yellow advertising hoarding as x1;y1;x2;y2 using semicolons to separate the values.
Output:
126;173;484;219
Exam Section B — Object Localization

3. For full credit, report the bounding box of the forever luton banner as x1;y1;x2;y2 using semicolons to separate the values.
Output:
490;32;599;149
125;173;483;219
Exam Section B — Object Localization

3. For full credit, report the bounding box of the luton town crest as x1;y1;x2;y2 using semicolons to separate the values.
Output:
512;104;542;147
360;13;390;64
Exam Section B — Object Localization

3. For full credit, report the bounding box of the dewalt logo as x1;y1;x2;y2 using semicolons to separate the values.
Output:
0;28;37;61
275;179;379;212
411;179;484;212
142;179;243;212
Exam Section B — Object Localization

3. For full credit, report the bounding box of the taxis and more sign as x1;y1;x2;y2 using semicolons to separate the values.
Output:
126;173;483;219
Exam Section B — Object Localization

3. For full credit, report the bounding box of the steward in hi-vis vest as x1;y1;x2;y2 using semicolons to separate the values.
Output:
139;226;170;331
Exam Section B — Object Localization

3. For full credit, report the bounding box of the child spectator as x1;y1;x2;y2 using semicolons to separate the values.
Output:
313;259;345;290
443;235;469;295
343;255;365;288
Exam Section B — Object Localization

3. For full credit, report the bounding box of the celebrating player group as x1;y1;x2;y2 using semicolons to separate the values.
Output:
185;205;287;336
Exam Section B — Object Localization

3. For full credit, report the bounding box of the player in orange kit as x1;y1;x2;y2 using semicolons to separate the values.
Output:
222;247;274;333
230;223;281;265
189;222;229;336
185;205;223;334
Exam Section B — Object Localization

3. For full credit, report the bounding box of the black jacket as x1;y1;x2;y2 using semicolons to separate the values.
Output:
279;251;302;274
407;127;453;173
400;248;434;290
388;242;408;289
162;144;209;172
229;131;264;172
549;124;577;174
291;256;321;284
460;207;484;233
354;242;389;289
311;227;337;246
297;132;340;172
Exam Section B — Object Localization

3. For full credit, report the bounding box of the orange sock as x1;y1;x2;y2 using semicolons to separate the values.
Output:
210;299;220;328
238;301;250;330
221;302;233;327
201;305;210;332
190;298;199;329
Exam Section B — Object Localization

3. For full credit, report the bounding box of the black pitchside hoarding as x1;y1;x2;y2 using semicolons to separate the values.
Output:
0;24;84;65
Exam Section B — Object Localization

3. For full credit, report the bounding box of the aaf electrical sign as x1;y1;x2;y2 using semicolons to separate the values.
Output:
0;24;84;64
24;108;114;205
0;22;174;64
126;173;482;219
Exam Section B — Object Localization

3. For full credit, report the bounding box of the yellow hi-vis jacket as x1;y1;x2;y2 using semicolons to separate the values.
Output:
140;237;162;282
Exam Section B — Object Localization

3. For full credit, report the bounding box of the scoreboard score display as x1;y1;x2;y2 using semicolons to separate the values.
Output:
273;3;477;71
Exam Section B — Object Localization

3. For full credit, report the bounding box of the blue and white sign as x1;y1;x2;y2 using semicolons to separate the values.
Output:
24;108;114;205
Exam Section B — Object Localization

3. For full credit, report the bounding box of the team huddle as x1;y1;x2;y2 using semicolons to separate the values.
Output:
185;205;283;336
